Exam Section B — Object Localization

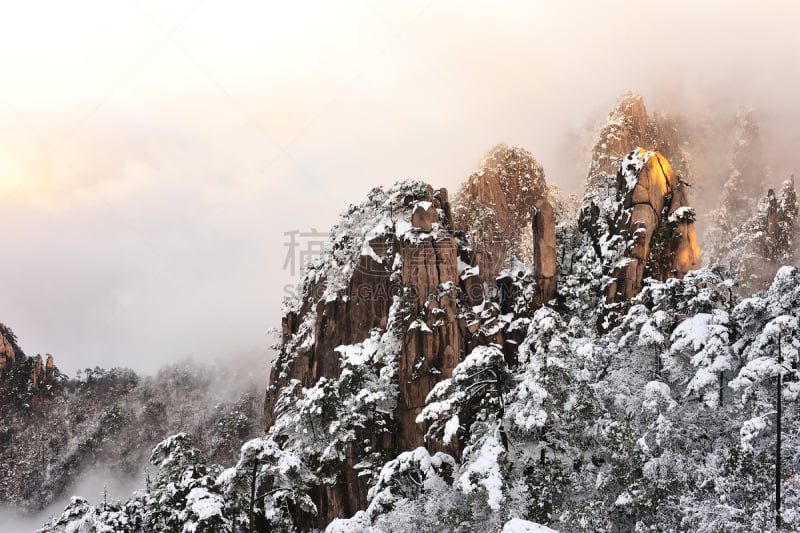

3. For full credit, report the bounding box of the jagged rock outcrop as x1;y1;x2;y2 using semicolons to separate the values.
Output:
579;95;700;308
453;144;556;300
703;112;799;293
606;149;701;302
665;182;701;279
258;94;799;532
261;119;697;526
0;324;20;378
0;323;56;403
264;182;468;527
32;354;55;387
586;94;691;198
581;94;691;248
722;177;799;291
532;199;557;304
266;184;461;437
264;176;555;528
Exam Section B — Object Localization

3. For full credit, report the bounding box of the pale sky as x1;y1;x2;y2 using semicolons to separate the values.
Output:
1;1;799;375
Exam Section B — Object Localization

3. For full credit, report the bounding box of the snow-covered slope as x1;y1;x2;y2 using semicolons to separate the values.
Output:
29;96;800;533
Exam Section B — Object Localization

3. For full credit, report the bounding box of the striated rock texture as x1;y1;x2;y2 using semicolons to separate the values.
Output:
581;94;692;251
452;144;556;300
265;183;460;436
264;180;541;528
606;149;701;303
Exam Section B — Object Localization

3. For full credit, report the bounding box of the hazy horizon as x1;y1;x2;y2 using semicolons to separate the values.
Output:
1;0;799;375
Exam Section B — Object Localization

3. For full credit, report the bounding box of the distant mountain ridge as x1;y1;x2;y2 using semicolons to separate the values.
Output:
0;324;262;516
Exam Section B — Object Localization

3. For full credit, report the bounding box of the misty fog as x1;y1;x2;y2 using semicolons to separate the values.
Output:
0;352;266;530
1;471;143;532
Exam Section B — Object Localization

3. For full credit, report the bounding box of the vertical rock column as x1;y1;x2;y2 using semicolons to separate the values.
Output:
666;181;700;278
397;193;462;451
532;199;557;305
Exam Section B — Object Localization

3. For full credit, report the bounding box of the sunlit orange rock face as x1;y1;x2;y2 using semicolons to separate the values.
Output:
607;148;701;302
581;94;699;312
579;93;701;307
586;93;691;198
666;180;701;277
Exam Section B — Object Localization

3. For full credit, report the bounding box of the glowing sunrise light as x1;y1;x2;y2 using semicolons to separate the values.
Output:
0;153;25;200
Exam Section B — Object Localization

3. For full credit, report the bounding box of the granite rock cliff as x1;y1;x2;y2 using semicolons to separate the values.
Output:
453;144;557;303
263;175;555;527
607;148;701;302
579;95;701;309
